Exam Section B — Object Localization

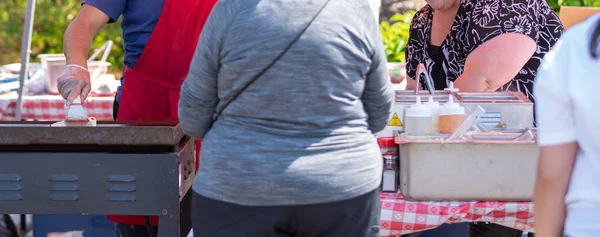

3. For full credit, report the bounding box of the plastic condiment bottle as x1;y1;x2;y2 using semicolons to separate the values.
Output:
404;96;433;135
438;95;466;134
444;81;459;92
425;96;441;134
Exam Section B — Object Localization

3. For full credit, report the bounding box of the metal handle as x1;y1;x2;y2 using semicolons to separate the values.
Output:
88;40;113;81
415;63;434;95
87;40;113;63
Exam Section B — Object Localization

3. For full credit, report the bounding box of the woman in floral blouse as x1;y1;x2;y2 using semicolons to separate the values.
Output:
405;0;563;102
404;0;563;236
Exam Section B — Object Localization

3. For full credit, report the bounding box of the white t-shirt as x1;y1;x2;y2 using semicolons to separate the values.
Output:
367;0;381;22
534;12;600;221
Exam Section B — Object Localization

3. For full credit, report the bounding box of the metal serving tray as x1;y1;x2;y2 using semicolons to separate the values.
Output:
398;133;539;201
395;90;452;95
0;121;184;146
454;92;534;130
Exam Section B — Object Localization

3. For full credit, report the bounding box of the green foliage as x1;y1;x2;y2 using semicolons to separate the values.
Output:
379;0;600;63
2;0;600;71
546;0;600;12
0;0;124;72
379;11;415;63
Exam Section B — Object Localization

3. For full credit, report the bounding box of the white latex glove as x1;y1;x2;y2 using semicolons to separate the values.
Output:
57;64;91;106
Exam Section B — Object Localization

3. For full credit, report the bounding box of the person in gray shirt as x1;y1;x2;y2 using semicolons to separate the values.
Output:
178;0;394;235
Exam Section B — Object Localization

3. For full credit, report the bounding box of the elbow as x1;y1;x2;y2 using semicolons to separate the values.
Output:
66;18;92;38
535;169;569;194
483;76;507;92
484;77;495;91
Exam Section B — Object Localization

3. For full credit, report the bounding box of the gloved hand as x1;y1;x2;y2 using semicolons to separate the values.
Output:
56;64;91;106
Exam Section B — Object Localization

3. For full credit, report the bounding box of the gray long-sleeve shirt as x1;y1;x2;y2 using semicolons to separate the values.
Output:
178;0;394;206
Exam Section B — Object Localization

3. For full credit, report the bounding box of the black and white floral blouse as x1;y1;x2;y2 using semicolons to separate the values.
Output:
406;0;564;101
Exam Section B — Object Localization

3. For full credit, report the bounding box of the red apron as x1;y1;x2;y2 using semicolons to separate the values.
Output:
109;0;217;226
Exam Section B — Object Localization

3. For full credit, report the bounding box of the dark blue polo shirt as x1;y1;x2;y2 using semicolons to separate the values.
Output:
83;0;164;102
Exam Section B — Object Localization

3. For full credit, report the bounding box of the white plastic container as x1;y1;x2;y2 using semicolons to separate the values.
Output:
404;96;432;135
438;95;465;134
38;54;111;94
425;96;441;134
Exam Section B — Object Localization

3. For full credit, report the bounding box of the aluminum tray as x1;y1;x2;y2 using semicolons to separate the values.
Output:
454;92;530;103
398;134;539;201
0;121;184;146
454;92;534;130
395;90;451;95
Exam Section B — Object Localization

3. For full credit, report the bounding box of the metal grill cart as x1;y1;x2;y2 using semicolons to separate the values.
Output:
0;121;195;237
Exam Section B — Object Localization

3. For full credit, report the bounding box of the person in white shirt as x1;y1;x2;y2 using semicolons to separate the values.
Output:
533;14;600;237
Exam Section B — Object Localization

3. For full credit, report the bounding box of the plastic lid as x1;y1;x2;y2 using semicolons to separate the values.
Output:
405;96;432;117
377;137;396;147
439;95;465;115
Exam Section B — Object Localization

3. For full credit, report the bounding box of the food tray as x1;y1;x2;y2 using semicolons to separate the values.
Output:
454;92;534;130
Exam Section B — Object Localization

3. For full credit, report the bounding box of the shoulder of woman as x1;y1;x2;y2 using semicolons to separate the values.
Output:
408;5;431;30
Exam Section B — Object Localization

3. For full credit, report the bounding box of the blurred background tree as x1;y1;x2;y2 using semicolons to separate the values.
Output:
0;0;124;73
2;0;600;70
546;0;600;12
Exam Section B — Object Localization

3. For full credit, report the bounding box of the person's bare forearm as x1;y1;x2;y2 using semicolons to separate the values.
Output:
58;5;109;103
63;20;95;69
534;145;578;237
453;70;500;92
534;181;567;237
63;5;110;69
405;76;416;90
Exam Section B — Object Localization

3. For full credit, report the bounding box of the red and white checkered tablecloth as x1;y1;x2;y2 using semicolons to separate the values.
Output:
0;92;114;121
185;191;534;237
379;191;534;236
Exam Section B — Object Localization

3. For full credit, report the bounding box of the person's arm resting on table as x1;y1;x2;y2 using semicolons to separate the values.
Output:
532;40;578;237
178;1;232;138
453;33;536;92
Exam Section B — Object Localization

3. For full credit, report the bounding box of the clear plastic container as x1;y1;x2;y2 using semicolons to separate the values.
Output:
425;96;441;134
378;138;399;192
404;96;433;135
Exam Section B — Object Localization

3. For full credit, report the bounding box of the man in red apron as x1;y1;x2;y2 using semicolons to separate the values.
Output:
57;0;217;236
